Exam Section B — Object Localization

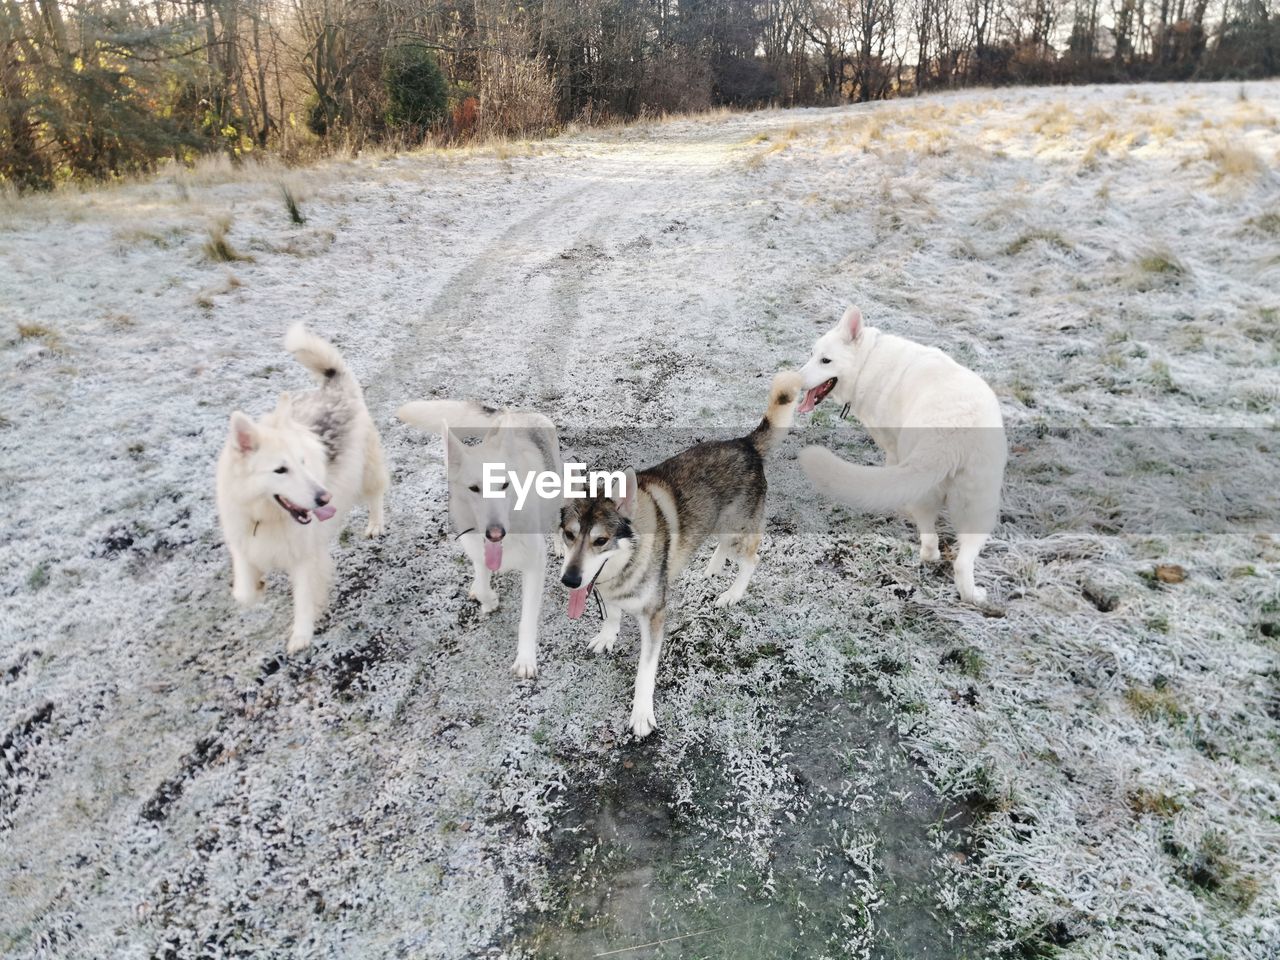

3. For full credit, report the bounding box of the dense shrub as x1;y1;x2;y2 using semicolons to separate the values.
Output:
306;95;339;137
383;44;448;130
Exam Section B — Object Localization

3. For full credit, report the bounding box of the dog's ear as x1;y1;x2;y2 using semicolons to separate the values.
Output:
229;412;258;454
442;423;466;475
614;467;638;518
841;306;863;341
484;422;511;454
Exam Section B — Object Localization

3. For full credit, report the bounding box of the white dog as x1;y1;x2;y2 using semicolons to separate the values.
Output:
396;400;563;679
216;324;388;653
796;306;1006;604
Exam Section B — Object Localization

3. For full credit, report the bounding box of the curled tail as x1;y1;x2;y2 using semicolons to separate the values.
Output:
395;399;501;437
798;445;948;513
748;370;803;456
285;323;353;392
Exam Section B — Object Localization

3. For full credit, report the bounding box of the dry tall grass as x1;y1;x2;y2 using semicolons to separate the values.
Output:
1204;135;1268;183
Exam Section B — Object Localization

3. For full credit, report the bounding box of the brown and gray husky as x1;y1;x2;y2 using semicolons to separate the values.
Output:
558;371;802;737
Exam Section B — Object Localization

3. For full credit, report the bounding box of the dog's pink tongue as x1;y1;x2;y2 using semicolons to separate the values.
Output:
797;385;822;414
484;539;503;571
567;586;590;620
313;505;337;521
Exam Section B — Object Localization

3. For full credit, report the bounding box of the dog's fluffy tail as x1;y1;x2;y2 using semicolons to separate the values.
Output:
747;370;803;456
285;323;353;391
798;445;948;513
396;400;501;437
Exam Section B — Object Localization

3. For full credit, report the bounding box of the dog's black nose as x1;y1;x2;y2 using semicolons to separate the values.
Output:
561;569;582;589
485;524;505;542
315;490;331;507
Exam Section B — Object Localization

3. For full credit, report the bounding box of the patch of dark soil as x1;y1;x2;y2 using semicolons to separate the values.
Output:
331;553;386;611
628;349;691;407
1;701;55;823
140;736;224;823
1082;581;1119;612
330;634;389;697
4;648;40;684
96;525;136;556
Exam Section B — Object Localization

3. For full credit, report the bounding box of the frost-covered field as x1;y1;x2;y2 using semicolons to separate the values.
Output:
2;82;1279;959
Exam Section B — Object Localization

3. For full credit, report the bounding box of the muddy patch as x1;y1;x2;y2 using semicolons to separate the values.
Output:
514;690;991;959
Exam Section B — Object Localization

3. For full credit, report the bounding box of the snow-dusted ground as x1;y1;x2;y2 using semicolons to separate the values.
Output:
2;81;1279;959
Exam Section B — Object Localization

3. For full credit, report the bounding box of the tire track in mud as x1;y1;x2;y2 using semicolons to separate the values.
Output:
348;177;616;762
364;180;601;407
518;146;738;427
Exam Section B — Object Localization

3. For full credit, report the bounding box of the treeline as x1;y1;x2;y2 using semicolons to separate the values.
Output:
2;0;1277;188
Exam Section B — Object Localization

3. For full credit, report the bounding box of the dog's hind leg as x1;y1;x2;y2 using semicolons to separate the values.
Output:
362;427;389;538
906;486;946;563
952;532;989;605
700;540;730;580
286;554;332;654
714;532;761;608
512;553;544;679
949;479;999;605
629;609;666;738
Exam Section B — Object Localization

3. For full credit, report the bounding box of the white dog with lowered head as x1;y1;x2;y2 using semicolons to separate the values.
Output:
796;306;1006;604
216;324;388;653
396;400;562;679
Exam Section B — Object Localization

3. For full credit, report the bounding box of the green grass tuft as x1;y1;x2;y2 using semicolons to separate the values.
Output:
1124;683;1186;725
1127;788;1182;819
27;563;50;591
1136;252;1184;276
281;184;306;225
1004;230;1074;256
941;646;985;678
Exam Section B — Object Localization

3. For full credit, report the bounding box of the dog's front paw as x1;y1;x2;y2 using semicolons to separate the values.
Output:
469;587;499;614
714;586;746;608
286;631;313;655
588;629;618;654
629;702;658;738
961;585;988;606
364;519;384;538
233;579;265;606
920;542;941;563
511;655;538;679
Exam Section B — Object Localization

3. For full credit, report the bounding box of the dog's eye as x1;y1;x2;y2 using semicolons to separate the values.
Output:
593;536;609;547
274;466;288;474
468;484;480;493
563;530;576;542
820;357;831;365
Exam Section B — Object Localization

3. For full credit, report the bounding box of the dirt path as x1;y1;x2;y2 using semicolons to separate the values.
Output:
3;84;1278;960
